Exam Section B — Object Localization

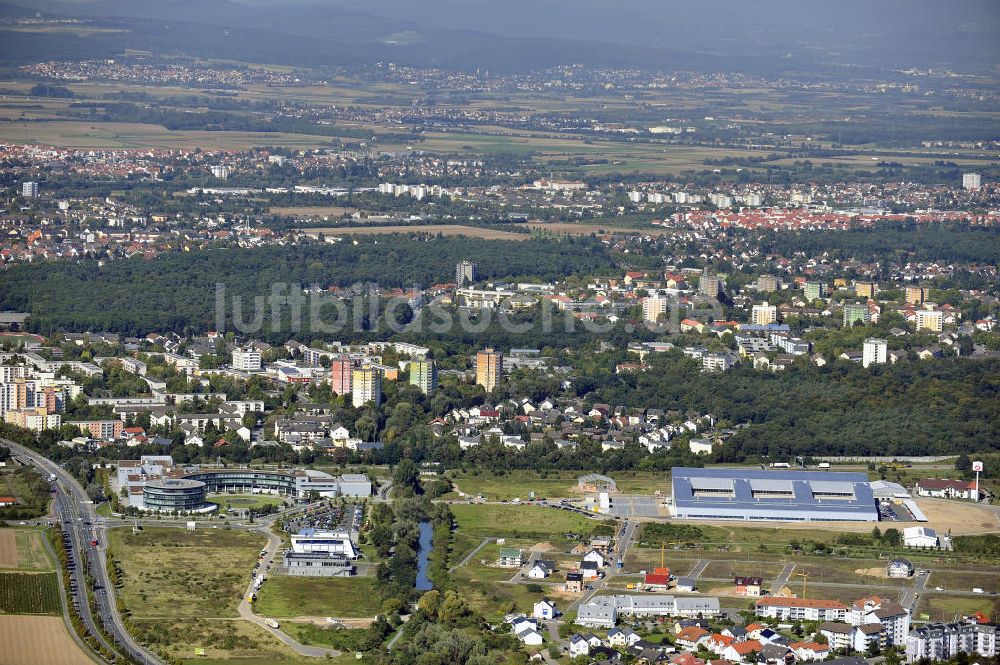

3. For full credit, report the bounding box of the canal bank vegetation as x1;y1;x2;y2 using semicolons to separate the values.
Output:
372;497;454;603
384;588;523;665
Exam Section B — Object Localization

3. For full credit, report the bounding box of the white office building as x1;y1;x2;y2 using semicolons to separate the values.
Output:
576;594;721;627
22;181;39;198
290;529;359;559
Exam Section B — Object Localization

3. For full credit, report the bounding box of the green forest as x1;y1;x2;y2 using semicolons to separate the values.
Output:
755;222;1000;265
0;235;613;337
587;351;1000;458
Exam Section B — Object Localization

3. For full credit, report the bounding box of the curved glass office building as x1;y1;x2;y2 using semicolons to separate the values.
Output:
142;478;211;512
183;469;298;495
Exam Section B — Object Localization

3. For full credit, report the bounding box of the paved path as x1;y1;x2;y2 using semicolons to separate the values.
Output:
450;537;492;573
386;624;407;651
687;560;710;579
770;563;796;594
566;520;638;614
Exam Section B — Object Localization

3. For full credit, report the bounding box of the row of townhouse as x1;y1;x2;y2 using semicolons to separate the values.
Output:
273;416;353;445
577;595;722;628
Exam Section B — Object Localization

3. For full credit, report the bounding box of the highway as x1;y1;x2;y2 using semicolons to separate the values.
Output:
3;438;164;665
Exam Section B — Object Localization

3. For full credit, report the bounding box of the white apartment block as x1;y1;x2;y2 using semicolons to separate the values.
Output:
232;348;262;372
906;622;999;663
702;353;735;373
862;338;887;368
850;597;910;647
756;598;848;622
0;365;28;383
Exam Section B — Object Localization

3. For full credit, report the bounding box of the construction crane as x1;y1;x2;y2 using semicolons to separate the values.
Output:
796;571;811;598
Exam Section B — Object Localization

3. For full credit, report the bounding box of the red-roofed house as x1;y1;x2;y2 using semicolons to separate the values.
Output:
676;626;711;649
644;573;671;592
671;653;706;665
723;640;764;663
789;641;830;661
915;478;982;500
707;634;736;654
680;319;705;333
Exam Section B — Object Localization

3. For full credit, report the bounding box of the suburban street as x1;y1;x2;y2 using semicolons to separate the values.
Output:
901;569;931;611
769;562;797;595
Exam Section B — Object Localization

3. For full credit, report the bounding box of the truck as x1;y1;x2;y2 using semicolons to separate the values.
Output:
48;473;57;482
264;618;280;629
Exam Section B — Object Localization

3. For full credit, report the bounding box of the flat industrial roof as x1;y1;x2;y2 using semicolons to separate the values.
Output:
671;467;876;517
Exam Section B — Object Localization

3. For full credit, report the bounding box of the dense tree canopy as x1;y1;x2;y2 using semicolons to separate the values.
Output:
0;235;613;337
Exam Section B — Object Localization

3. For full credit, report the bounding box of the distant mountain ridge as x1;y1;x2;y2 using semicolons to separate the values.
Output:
2;0;997;74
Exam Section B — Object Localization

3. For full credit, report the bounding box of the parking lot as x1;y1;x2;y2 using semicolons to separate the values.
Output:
878;499;916;523
610;495;662;518
283;502;363;537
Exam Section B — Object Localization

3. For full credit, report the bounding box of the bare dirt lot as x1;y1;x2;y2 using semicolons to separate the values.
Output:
270;206;356;218
0;615;95;665
663;497;999;536
916;498;1000;535
0;530;16;569
515;222;674;236
855;566;892;579
298;225;529;240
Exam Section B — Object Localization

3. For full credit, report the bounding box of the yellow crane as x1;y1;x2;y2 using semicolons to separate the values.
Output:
796;571;811;598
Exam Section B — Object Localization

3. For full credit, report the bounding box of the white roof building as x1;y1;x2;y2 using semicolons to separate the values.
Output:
533;600;557;620
903;526;939;548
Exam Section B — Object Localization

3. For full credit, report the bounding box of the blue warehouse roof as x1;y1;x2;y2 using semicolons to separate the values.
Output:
671;467;878;521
